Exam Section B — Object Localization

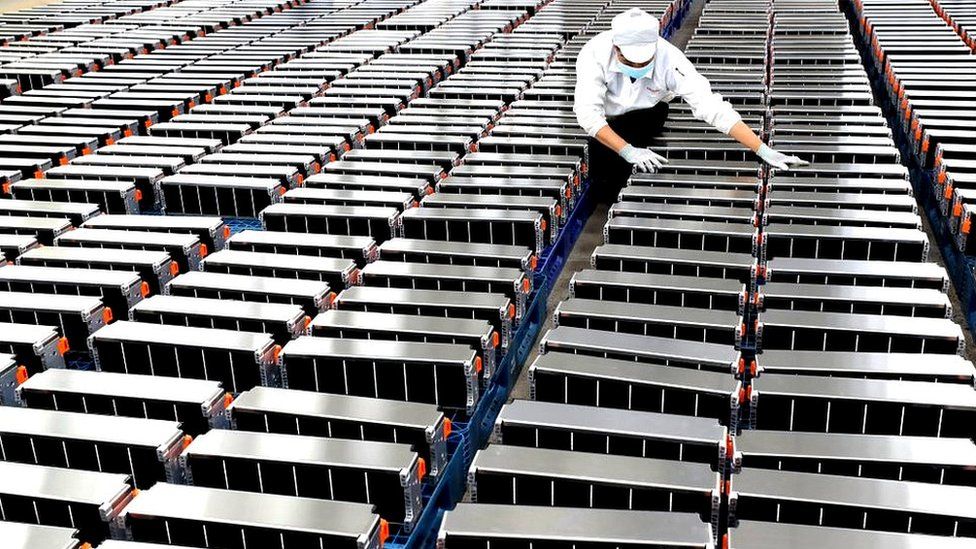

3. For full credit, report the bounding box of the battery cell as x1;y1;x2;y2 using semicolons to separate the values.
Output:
438;504;715;549
260;202;399;242
0;461;134;544
379;237;534;272
755;349;976;383
9;178;139;214
539;325;740;374
165;271;333;318
281;336;480;413
120;483;385;549
202;249;357;290
0;521;82;549
227;229;376;266
0;291;107;350
18;369;226;437
81;214;229;253
749;373;976;438
734;429;976;486
130;295;308;344
0;406;184;488
89;320;278;394
0;322;66;374
468;444;721;527
181;429;424;527
766;257;948;290
334;286;514;350
56;227;204;272
729;468;976;537
494;400;731;471
728;521;976;549
228;386;449;479
17;246;176;294
757;309;963;354
529;350;738;423
570;270;743;311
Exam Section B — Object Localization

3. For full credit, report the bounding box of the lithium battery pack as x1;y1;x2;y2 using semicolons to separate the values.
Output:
18;369;226;436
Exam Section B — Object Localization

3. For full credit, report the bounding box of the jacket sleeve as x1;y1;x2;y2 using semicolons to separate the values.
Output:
574;43;610;137
668;50;742;134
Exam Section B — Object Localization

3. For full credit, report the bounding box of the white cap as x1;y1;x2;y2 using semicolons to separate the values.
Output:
611;8;660;64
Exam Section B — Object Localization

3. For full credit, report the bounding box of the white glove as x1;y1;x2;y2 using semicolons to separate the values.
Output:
757;143;809;171
619;144;668;173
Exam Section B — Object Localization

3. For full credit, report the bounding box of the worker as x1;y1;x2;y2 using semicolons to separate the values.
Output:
574;8;808;201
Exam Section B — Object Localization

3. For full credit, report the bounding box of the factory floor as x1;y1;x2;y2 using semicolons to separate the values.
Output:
510;0;976;401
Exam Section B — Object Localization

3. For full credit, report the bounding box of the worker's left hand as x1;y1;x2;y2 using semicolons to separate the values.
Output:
757;143;809;171
619;144;669;173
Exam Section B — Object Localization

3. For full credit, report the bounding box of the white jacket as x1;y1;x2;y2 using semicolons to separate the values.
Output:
573;30;742;137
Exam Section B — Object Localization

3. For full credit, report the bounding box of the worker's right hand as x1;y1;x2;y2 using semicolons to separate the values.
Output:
619;144;668;173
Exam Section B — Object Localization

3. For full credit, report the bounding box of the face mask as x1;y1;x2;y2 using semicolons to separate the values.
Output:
617;59;653;79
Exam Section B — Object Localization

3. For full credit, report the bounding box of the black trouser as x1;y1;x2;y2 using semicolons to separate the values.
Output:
587;102;670;203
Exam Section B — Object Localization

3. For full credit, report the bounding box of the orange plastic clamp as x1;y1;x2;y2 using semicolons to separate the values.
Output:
199;244;208;258
223;225;231;239
14;365;28;385
140;281;150;298
170;262;180;276
416;458;427;480
443;418;452;437
474;357;483;374
57;337;69;355
102;308;114;325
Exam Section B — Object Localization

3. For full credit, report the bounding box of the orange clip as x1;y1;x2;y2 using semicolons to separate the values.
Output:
223;226;231;239
102;307;114;325
105;137;115;146
539;219;547;233
295;174;304;187
171;108;180;118
56;337;69;355
134;189;143;202
492;331;500;348
223;392;234;409
82;147;91;155
199;244;208;258
278;186;287;196
508;304;516;319
529;255;538;271
34;169;45;179
416;458;427;481
379;519;390;546
182;434;193;449
954;203;963;217
140;281;150;298
144;120;153;129
59;156;69;166
124;129;133;137
474;356;483;374
443;417;452;438
522;278;530;294
963;218;972;235
14;365;28;385
169;262;180;276
2;182;11;195
271;344;282;363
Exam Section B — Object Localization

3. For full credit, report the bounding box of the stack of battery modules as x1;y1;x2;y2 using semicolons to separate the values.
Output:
451;0;976;547
0;0;695;546
446;2;724;549
729;0;976;547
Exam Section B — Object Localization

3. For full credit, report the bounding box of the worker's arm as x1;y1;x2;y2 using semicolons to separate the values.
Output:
669;51;808;170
